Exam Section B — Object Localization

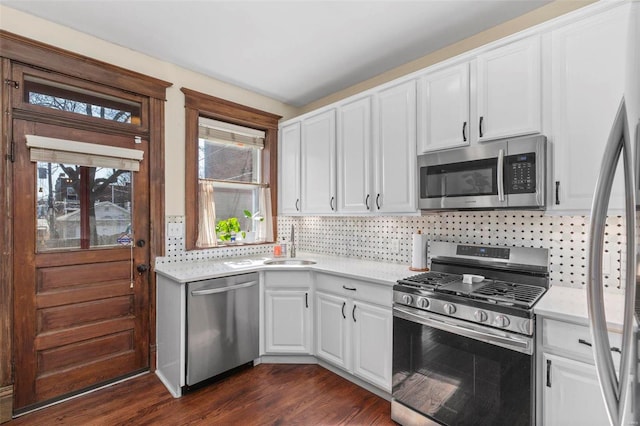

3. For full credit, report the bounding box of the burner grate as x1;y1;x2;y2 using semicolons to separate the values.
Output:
399;271;461;288
470;281;545;308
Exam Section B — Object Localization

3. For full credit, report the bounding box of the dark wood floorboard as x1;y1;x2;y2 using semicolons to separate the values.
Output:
7;364;396;425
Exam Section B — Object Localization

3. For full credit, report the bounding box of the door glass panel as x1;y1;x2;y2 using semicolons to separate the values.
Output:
36;162;132;251
24;75;142;125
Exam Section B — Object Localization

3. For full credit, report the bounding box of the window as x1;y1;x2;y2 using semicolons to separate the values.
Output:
182;88;281;250
198;118;266;245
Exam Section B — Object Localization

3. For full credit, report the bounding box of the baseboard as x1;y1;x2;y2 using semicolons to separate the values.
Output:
0;386;12;424
259;355;318;364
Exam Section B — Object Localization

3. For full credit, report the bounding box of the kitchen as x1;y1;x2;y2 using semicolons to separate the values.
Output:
0;1;638;425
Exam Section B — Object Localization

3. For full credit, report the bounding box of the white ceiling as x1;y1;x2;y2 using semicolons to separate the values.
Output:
3;0;552;107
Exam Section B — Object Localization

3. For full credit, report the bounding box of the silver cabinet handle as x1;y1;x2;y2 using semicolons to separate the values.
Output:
295;198;300;211
462;121;467;142
586;98;635;426
479;116;484;138
191;280;258;296
365;194;370;210
341;301;346;319
497;148;505;202
342;285;356;291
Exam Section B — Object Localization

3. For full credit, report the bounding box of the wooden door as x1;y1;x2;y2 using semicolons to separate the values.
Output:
12;119;150;412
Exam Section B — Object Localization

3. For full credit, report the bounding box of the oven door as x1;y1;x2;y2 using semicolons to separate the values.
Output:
392;306;534;426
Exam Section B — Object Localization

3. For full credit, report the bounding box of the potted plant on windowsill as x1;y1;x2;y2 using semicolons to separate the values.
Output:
216;217;244;243
243;210;264;243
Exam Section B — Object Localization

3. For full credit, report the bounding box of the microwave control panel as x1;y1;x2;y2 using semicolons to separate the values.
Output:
505;152;536;194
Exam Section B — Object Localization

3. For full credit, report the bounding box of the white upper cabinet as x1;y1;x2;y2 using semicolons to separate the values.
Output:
279;122;301;215
417;35;541;153
418;62;470;152
300;109;337;214
549;5;630;212
476;36;542;142
337;97;372;214
373;80;417;213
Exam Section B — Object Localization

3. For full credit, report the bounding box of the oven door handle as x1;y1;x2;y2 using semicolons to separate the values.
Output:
393;306;533;355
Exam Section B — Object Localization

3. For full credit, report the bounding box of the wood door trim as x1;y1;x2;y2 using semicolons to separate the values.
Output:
0;58;14;413
0;31;171;100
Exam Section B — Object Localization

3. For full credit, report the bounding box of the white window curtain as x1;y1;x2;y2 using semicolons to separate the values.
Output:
255;187;274;243
196;181;218;248
26;135;144;171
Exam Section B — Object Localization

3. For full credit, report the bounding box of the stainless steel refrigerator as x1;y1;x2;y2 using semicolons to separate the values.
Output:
587;97;639;426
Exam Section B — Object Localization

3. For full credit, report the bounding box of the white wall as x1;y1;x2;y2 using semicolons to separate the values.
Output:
0;5;299;217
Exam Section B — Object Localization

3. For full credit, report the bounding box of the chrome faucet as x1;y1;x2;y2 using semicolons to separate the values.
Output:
290;224;296;258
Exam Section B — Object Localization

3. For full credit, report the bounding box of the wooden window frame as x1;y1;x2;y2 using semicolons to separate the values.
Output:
182;88;281;251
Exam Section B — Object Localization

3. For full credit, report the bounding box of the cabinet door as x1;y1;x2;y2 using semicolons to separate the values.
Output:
352;301;392;392
301;110;336;214
542;353;610;426
550;6;630;212
476;36;541;142
315;291;349;369
373;80;417;213
418;62;470;153
264;289;311;354
337;97;372;213
279;122;301;215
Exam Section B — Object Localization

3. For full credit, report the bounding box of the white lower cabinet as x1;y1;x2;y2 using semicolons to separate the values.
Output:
542;353;610;426
351;300;392;391
263;271;312;355
314;274;392;392
537;316;626;426
316;291;349;368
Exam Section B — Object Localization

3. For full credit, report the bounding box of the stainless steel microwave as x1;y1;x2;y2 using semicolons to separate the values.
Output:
418;135;546;211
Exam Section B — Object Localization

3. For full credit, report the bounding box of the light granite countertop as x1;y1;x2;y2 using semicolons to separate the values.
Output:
534;285;631;332
154;251;415;286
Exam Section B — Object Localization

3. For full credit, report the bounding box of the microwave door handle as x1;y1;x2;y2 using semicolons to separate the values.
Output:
497;149;505;202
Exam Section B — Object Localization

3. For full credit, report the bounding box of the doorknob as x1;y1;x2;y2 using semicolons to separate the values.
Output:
136;239;146;247
136;264;149;274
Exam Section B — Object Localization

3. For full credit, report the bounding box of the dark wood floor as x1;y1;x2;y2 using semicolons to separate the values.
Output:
7;364;395;425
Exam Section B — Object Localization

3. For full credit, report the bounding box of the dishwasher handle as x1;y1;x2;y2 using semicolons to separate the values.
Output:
191;280;258;296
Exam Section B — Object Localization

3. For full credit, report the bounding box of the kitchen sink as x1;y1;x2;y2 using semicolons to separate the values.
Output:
263;259;317;266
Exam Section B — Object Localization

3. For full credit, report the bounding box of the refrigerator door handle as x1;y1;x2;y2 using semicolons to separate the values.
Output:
587;98;636;426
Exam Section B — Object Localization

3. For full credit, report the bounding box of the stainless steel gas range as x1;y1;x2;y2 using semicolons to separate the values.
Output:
391;241;549;426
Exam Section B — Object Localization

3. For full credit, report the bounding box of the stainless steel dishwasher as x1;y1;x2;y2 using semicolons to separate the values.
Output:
186;272;259;386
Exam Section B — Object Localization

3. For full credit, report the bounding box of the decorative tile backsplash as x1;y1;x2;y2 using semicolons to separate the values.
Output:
158;212;628;293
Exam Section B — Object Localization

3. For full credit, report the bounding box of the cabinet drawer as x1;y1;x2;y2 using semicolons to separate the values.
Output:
541;318;622;366
264;271;311;288
315;273;392;307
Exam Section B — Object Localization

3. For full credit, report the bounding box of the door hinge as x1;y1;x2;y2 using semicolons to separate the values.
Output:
6;140;15;163
4;79;19;89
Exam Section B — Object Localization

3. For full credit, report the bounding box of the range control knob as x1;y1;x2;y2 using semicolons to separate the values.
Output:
402;294;413;305
494;315;510;328
417;297;430;309
443;303;456;315
474;310;488;322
